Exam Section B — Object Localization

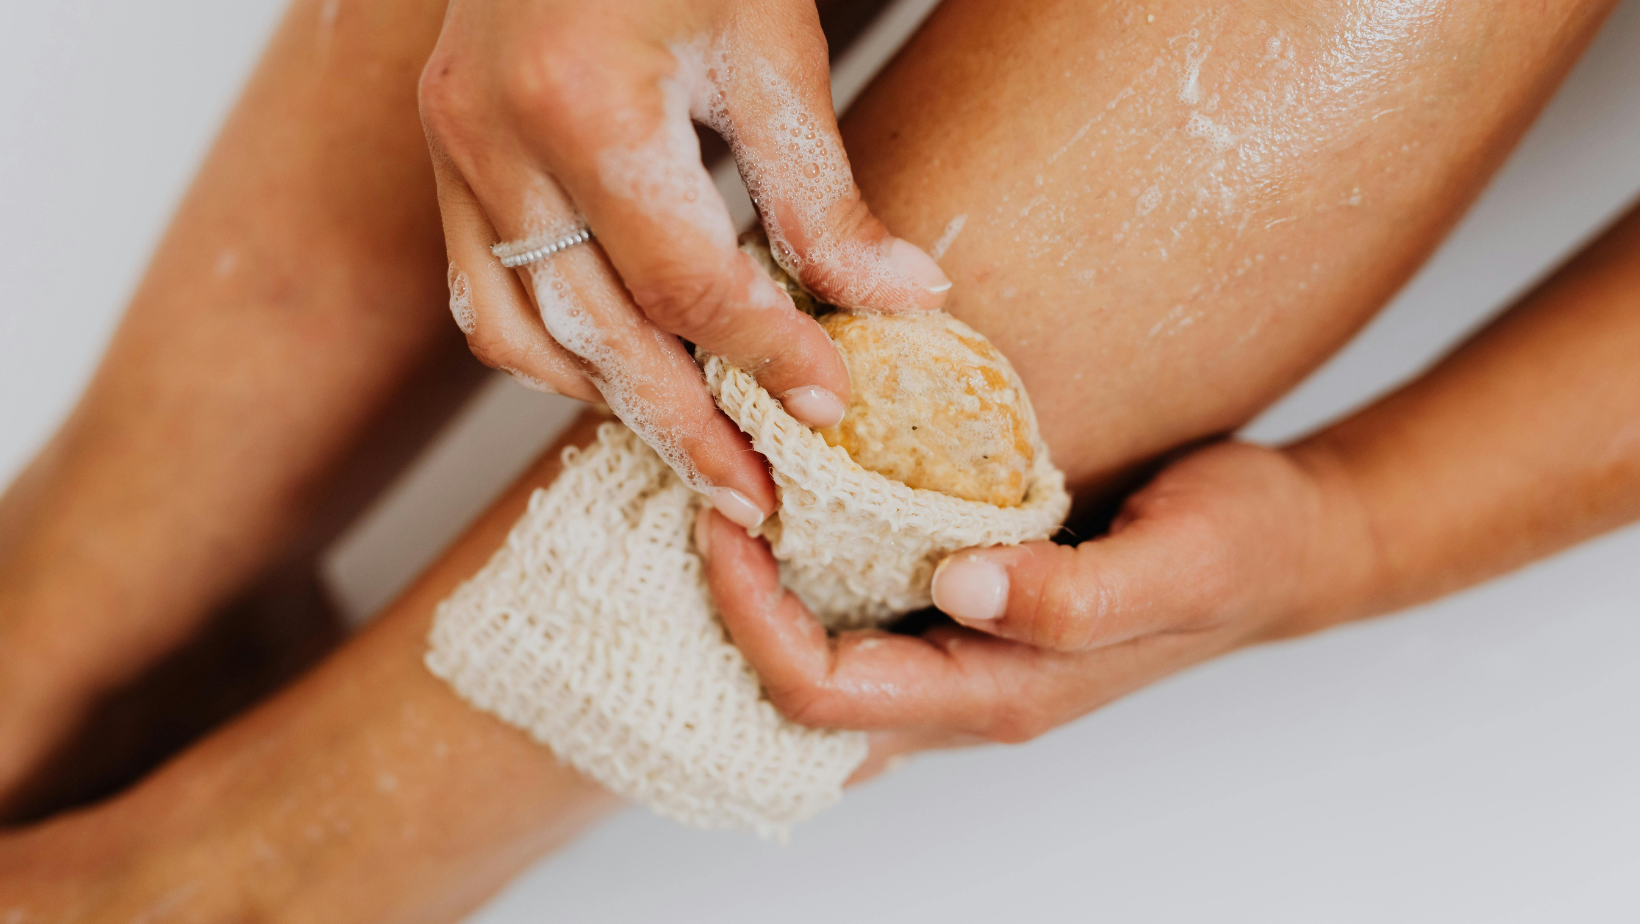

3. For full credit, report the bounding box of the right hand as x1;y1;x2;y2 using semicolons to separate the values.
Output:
419;0;951;527
696;438;1377;776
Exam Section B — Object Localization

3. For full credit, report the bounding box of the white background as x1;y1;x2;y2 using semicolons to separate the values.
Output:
3;1;1639;921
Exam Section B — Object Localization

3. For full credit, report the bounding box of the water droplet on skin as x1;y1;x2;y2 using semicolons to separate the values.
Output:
803;163;821;178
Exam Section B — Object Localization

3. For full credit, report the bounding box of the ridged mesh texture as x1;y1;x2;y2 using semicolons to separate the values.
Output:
706;355;1070;630
427;357;1069;835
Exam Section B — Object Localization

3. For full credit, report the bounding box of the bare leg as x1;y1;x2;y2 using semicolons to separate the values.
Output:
0;418;619;921
845;0;1613;494
0;0;909;819
0;0;466;810
0;0;1618;915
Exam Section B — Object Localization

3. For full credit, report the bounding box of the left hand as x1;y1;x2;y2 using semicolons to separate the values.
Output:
696;439;1378;774
420;0;950;530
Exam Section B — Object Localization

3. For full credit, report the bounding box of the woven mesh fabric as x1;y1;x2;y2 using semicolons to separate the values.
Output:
426;346;1070;835
425;424;866;836
706;355;1070;630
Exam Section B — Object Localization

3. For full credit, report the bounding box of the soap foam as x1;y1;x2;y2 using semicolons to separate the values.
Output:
678;36;922;310
447;263;477;335
594;47;739;252
526;259;709;495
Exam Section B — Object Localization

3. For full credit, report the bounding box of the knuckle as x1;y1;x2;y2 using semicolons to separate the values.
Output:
499;39;618;131
1117;482;1239;634
987;705;1051;745
463;328;521;372
1032;549;1109;651
421;41;606;147
632;267;735;336
789;196;882;293
789;257;849;303
418;54;480;141
501;59;570;122
823;193;880;249
766;681;838;729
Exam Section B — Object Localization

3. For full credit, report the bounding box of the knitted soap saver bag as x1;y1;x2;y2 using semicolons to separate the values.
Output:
426;353;1070;836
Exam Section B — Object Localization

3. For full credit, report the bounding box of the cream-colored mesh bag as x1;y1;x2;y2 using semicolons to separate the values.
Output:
427;310;1070;837
425;423;865;835
705;355;1069;630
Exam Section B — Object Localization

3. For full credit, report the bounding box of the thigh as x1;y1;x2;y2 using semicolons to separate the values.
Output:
844;0;1615;493
0;0;469;816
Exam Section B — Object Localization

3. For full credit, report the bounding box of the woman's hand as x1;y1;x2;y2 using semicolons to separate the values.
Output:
696;439;1377;768
420;0;950;527
699;199;1640;772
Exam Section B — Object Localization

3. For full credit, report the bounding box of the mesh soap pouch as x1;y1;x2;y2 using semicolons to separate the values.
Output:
428;263;1069;835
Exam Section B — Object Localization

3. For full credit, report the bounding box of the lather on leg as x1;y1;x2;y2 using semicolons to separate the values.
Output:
845;0;1613;495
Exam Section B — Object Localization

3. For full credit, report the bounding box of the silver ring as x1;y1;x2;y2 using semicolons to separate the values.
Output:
491;227;594;268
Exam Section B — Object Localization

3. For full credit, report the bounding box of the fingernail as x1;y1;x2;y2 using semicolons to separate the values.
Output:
779;386;846;429
709;487;766;530
693;507;713;560
884;237;952;293
932;554;1009;624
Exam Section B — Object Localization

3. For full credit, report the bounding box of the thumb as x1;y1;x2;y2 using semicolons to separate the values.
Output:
930;516;1234;653
711;10;950;312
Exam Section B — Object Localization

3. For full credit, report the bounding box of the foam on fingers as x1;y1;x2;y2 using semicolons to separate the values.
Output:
426;345;1068;832
679;33;942;311
447;263;477;335
524;256;713;495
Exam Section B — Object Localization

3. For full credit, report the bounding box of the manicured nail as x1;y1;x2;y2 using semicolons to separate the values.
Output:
932;554;1009;624
779;386;846;429
884;236;952;293
693;507;713;560
709;487;766;530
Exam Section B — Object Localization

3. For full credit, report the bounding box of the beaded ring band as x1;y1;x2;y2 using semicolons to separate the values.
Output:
491;227;594;269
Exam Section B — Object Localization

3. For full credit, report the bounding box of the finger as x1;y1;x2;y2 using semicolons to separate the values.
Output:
700;506;1236;744
929;512;1233;653
437;142;777;520
432;155;599;401
697;507;1075;739
506;226;783;523
713;8;951;313
500;45;853;429
533;243;780;521
423;53;776;521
